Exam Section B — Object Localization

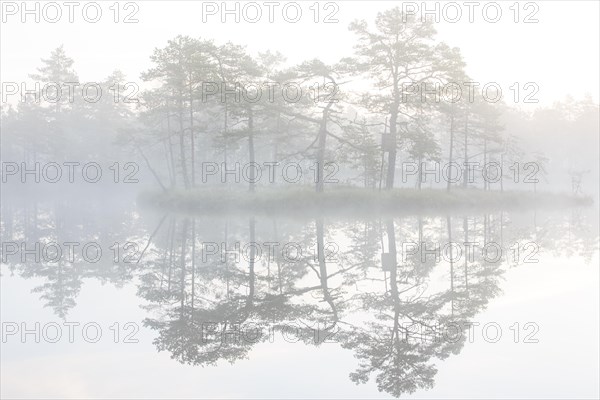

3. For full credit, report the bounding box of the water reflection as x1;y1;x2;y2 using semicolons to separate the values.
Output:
1;195;597;397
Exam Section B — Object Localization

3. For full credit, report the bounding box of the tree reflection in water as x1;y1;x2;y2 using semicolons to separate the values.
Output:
1;197;597;397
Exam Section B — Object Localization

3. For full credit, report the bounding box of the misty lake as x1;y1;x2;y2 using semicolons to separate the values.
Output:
2;3;599;396
1;190;597;399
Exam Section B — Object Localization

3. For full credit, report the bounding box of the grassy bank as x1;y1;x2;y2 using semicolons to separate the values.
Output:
138;186;594;217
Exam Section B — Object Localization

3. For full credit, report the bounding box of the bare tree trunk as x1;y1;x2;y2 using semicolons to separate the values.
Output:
166;99;176;187
447;113;454;191
463;113;469;188
500;152;504;192
180;218;189;311
447;216;455;316
386;105;398;190
417;156;423;190
178;90;190;189
316;218;338;324
191;218;195;316
246;217;256;310
316;109;329;193
386;218;402;346
483;138;488;191
273;220;282;295
463;216;469;291
248;108;256;193
189;78;195;187
168;217;176;293
223;103;228;168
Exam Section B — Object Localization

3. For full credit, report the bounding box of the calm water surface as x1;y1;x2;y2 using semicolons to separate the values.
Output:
1;193;598;399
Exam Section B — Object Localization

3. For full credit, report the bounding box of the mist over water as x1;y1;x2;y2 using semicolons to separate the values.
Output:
1;1;599;398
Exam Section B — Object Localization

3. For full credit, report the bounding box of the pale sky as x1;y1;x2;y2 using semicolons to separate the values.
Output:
1;1;599;107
